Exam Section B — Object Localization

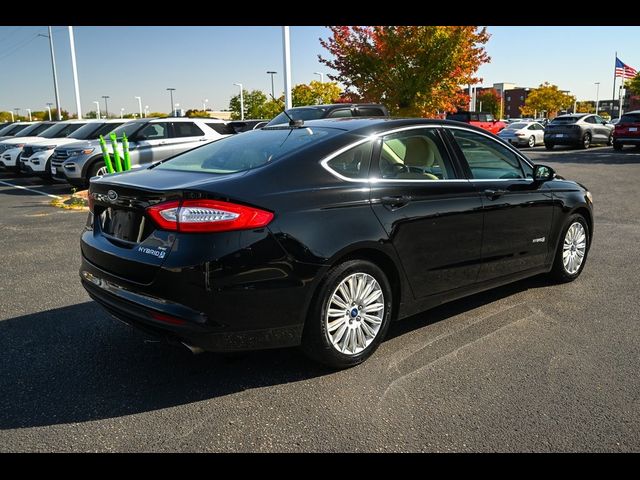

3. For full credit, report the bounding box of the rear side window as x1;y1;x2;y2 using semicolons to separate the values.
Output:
449;128;525;180
357;107;385;117
326;141;373;179
172;122;204;137
584;116;597;124
206;123;236;135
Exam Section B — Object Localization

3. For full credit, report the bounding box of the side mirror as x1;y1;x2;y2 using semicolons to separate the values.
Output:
602;120;608;125
533;164;556;181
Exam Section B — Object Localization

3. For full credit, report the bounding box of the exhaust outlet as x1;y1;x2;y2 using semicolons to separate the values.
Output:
181;342;205;355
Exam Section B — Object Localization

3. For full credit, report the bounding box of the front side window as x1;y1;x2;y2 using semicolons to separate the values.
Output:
449;128;525;180
379;129;455;180
137;123;168;140
327;109;353;118
326;141;373;179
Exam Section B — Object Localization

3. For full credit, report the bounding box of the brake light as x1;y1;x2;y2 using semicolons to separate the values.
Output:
146;199;273;233
150;311;186;325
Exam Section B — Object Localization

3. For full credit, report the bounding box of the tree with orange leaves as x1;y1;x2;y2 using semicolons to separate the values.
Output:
319;26;491;118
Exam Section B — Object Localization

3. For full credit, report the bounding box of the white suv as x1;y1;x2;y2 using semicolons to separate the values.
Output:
57;117;235;188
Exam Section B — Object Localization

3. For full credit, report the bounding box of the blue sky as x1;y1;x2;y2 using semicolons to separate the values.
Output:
0;26;638;116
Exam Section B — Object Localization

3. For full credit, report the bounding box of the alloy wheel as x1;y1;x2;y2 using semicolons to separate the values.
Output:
325;272;384;355
562;222;587;275
528;135;535;148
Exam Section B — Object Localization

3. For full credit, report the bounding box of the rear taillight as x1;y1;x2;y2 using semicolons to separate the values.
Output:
146;199;273;233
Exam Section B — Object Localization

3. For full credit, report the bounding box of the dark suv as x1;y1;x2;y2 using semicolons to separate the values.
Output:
613;111;640;150
266;103;389;126
544;113;614;150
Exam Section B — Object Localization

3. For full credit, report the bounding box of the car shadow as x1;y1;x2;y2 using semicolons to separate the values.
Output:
0;275;549;430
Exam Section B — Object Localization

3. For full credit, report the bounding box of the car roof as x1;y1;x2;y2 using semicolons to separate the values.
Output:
287;103;385;110
556;113;589;119
276;117;495;137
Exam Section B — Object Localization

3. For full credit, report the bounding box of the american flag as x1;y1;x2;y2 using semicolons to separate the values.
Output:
615;57;638;79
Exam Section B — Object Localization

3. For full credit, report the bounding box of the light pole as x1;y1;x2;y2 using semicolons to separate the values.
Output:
267;71;277;99
594;82;600;115
135;96;143;118
93;101;101;119
102;96;110;118
202;98;208;112
166;88;176;115
282;26;292;109
120;108;125;119
9;111;14;122
46;103;53;121
144;105;149;117
14;108;20;120
37;27;62;121
233;83;244;120
175;103;180;117
68;26;82;119
619;85;624;119
313;71;324;83
26;109;32;121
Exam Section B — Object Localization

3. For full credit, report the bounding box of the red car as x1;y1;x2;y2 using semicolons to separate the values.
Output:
613;110;640;150
446;111;507;135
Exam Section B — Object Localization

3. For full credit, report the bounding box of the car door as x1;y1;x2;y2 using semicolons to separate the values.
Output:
169;121;209;156
532;123;545;144
369;126;484;298
582;115;602;142
129;122;171;166
592;115;611;142
445;127;554;281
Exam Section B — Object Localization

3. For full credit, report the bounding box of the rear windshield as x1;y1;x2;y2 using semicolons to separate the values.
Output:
155;126;341;174
40;123;86;138
620;113;640;123
551;116;580;124
269;108;328;125
506;122;528;129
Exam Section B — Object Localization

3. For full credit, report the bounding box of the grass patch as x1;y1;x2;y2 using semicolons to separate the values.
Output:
50;188;89;211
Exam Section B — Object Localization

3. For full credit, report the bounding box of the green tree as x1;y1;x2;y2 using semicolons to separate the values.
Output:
260;98;285;119
185;109;210;118
520;83;575;118
229;89;269;120
147;112;168;118
626;73;640;96
575;101;595;114
319;26;490;117
292;81;342;106
476;89;501;117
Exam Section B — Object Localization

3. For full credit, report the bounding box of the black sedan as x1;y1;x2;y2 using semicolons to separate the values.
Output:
81;118;593;368
544;113;614;149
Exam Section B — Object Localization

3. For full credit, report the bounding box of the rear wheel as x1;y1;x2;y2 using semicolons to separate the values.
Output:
549;214;590;283
613;141;623;151
301;259;393;369
580;132;591;149
528;135;536;148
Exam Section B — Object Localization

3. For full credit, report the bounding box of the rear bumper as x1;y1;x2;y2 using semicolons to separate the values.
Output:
613;137;640;145
80;247;308;352
544;133;581;144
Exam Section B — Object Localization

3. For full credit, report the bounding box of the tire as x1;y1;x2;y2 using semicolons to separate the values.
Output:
545;142;554;150
549;214;590;283
87;159;107;185
301;259;393;369
580;132;591;149
613;141;623;151
528;135;536;148
607;132;614;146
41;159;53;183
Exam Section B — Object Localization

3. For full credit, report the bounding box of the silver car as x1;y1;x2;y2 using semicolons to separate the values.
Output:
498;121;546;148
54;117;235;188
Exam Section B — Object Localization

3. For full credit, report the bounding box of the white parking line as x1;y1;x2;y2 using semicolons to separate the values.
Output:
0;180;62;199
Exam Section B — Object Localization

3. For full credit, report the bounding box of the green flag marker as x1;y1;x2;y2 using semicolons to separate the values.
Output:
122;132;131;171
99;135;114;174
109;132;122;172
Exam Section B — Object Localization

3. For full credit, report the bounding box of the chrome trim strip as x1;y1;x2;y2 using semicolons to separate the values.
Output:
320;123;534;183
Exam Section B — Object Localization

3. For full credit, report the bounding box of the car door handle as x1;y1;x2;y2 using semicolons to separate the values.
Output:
381;195;412;209
484;189;507;200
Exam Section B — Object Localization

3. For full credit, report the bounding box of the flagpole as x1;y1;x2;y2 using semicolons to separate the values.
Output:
612;51;617;116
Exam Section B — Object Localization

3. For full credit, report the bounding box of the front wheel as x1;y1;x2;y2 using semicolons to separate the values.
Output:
549;214;590;283
87;159;107;185
301;259;393;368
607;132;614;146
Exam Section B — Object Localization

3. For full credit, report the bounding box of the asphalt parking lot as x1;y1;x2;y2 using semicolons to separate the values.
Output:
1;145;639;452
